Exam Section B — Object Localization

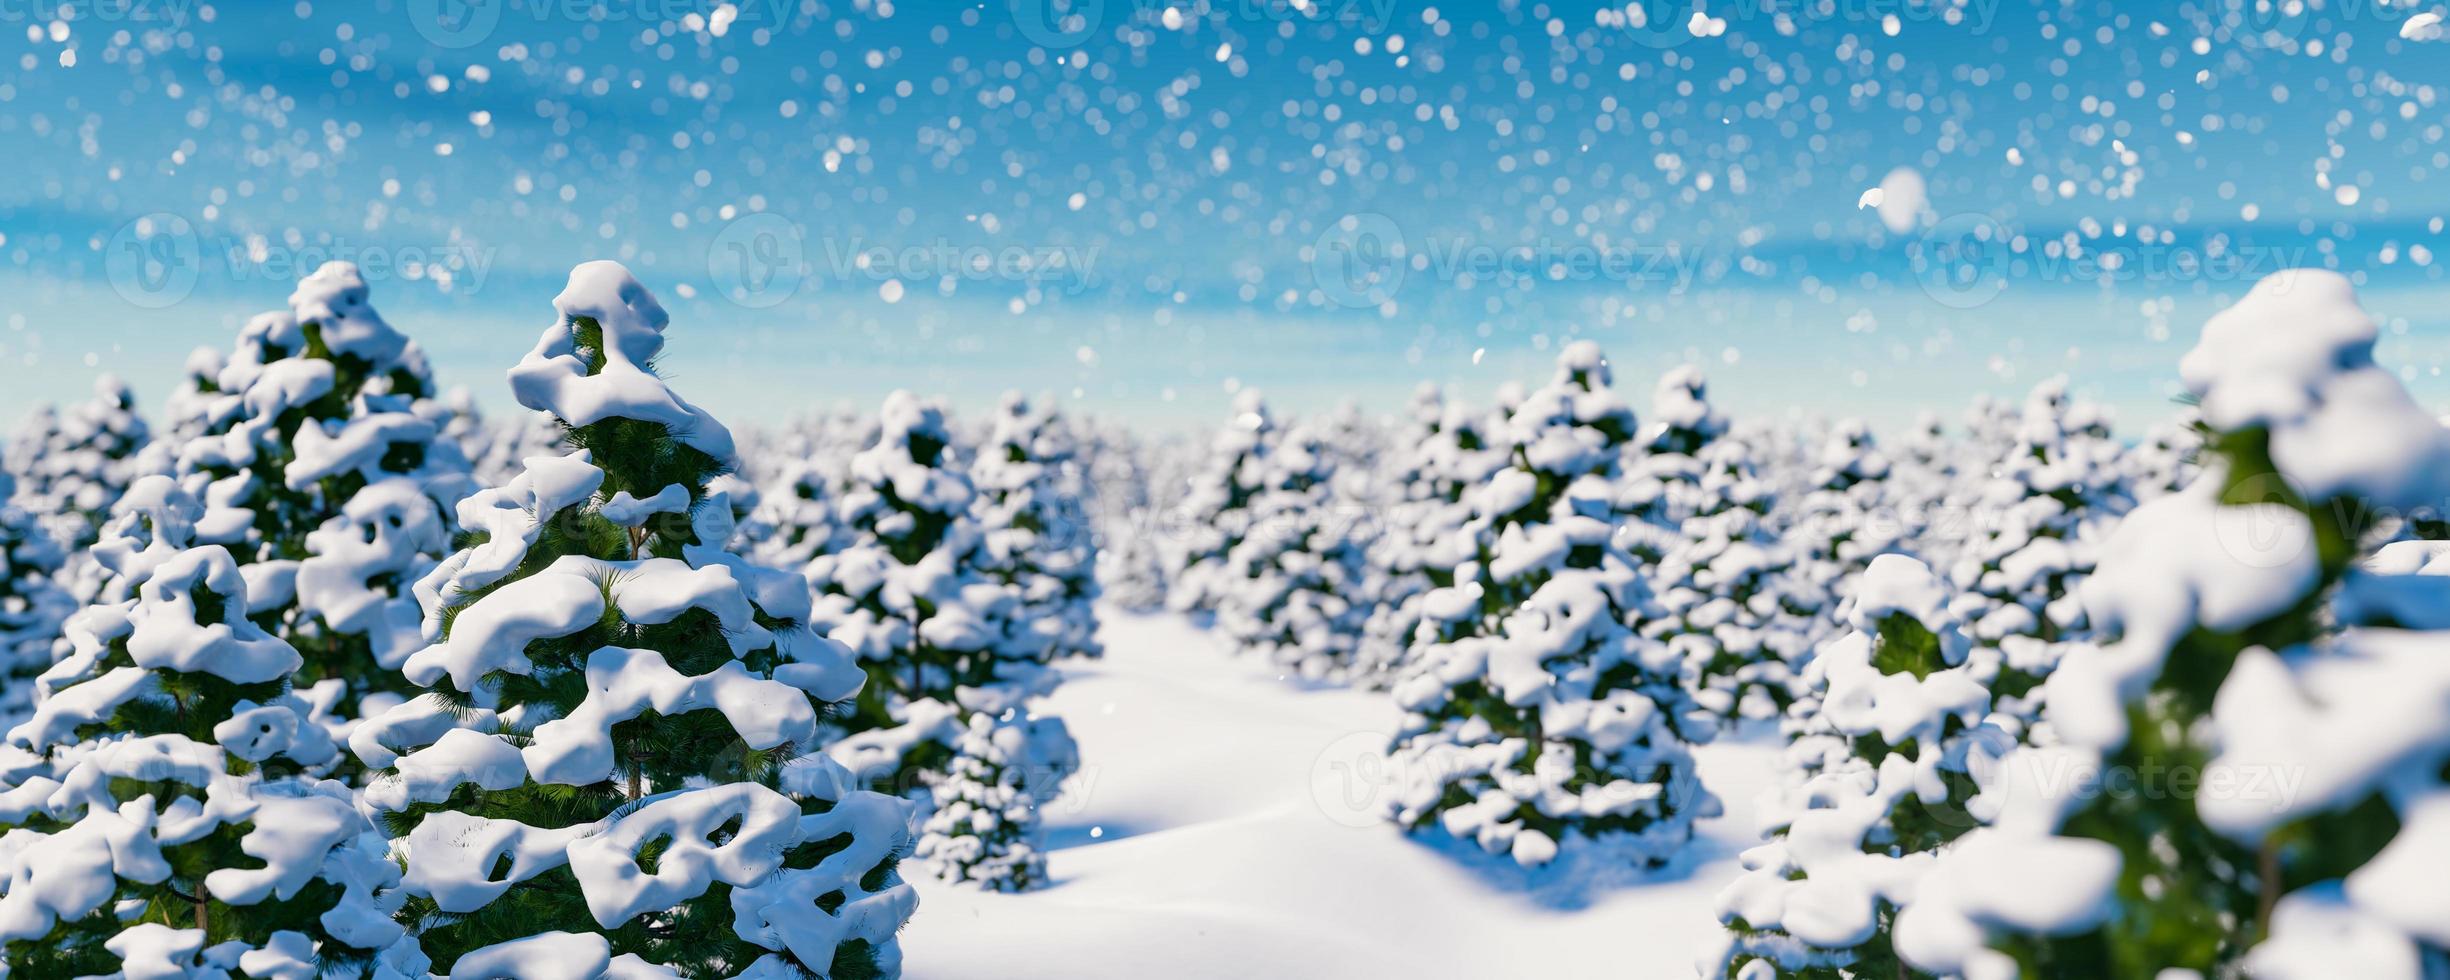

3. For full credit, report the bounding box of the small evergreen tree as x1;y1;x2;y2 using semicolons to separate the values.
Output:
354;261;916;976
1215;420;1374;681
1166;390;1278;615
169;262;476;721
1705;554;2042;977
971;393;1102;662
0;475;402;975
7;374;152;555
1617;369;1813;728
0;467;73;732
911;711;1079;893
1356;387;1507;684
1385;342;1718;867
1783;419;1904;607
811;393;1033;760
805;391;1078;892
1940;376;2129;650
1083;422;1172;614
742;457;846;570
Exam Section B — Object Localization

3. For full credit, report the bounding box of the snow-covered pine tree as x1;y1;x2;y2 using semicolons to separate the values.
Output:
1618;369;1810;728
1355;386;1506;685
811;391;1025;761
2126;409;2201;503
910;710;1078;893
351;261;915;976
470;406;569;488
1214;420;1374;681
0;475;404;976
807;391;1078;892
972;392;1102;662
0;467;73;732
1703;554;2037;978
7;374;152;555
1313;398;1389;484
1083;422;1171;613
170;262;477;722
156;346;230;450
1940;376;2129;651
433;385;496;478
1893;269;2450;979
1785;419;1902;599
743;457;846;571
1385;341;1717;867
1165;389;1277;615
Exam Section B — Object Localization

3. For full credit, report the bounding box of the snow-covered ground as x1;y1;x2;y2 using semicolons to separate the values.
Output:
905;609;1782;980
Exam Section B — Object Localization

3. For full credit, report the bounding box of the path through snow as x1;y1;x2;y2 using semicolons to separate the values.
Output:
904;609;1781;979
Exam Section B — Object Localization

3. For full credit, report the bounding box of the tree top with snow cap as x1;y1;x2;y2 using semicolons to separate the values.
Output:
509;259;736;464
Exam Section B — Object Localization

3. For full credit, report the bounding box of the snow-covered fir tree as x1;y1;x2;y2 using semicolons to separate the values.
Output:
911;710;1078;893
1166;389;1277;615
742;456;847;571
807;390;1078;892
1214;419;1374;681
1894;269;2450;979
1385;341;1718;868
0;467;73;732
1356;385;1507;684
971;392;1101;662
1704;554;2047;977
469;406;568;489
2126;408;2201;503
7;374;152;555
1618;369;1813;728
810;391;1032;760
1940;376;2129;650
156;347;230;450
1082;422;1170;613
0;475;405;976
168;262;477;723
350;261;916;976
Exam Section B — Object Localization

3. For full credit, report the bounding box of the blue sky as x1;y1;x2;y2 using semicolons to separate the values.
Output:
5;0;2450;435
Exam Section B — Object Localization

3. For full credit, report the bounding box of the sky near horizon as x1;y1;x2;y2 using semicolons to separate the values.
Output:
5;0;2450;437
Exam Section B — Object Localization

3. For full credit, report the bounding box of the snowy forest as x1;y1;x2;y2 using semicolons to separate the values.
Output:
6;0;2450;978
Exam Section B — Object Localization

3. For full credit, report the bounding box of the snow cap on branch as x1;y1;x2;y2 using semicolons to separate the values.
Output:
2179;268;2450;507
